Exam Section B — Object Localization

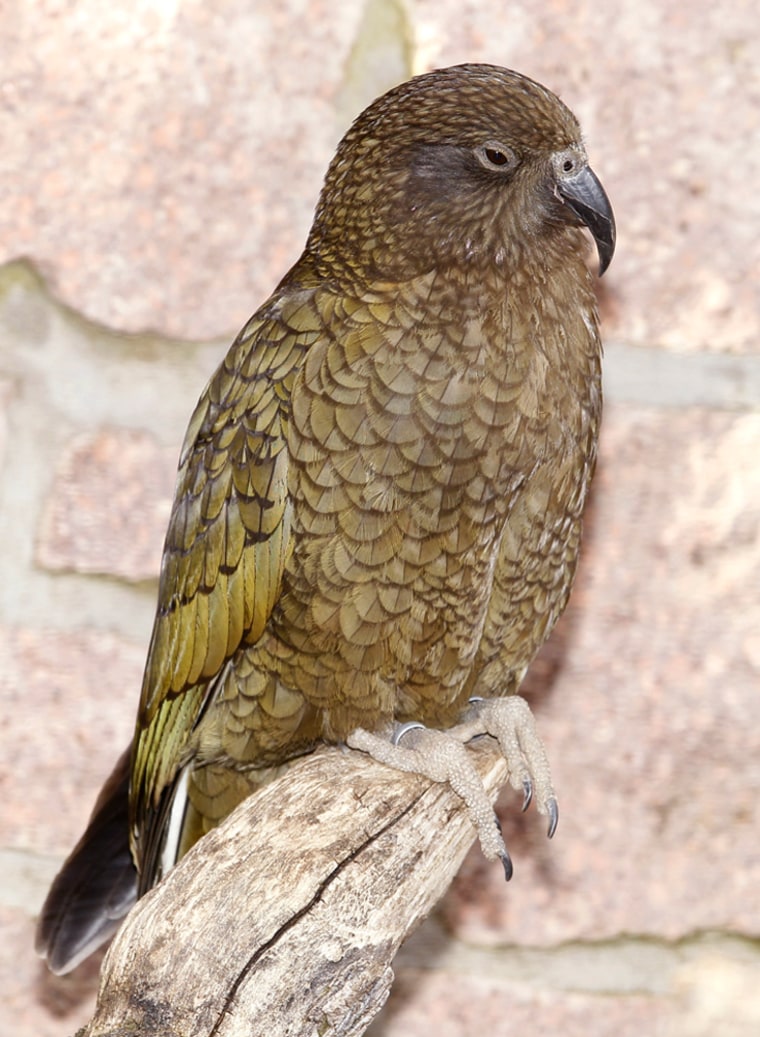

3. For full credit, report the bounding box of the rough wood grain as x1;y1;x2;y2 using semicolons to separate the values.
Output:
80;740;508;1037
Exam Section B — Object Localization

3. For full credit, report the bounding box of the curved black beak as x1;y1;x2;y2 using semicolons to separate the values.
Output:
556;165;616;276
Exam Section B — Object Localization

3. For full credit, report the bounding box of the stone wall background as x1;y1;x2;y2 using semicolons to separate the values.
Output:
1;2;759;1035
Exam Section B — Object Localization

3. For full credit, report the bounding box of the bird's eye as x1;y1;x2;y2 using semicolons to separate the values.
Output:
475;142;518;173
485;148;509;166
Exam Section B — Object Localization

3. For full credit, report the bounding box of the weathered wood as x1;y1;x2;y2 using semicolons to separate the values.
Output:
81;741;508;1037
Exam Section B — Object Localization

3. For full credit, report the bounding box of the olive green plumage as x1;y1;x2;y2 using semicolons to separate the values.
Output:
36;63;615;974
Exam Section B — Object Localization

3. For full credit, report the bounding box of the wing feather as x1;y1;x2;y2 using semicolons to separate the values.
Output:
129;283;320;856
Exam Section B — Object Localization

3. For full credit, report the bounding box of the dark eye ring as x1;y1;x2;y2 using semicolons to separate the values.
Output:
475;142;518;173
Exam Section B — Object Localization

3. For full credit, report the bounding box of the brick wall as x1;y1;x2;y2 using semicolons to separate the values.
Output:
2;3;759;1035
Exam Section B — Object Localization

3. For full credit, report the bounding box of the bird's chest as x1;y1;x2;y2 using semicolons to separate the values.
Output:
289;305;548;515
281;282;599;714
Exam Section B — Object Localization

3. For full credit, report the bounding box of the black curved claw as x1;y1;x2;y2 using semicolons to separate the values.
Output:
522;776;533;812
499;850;513;882
546;797;559;839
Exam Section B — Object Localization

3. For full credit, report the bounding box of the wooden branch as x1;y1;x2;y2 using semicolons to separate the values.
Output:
81;741;508;1037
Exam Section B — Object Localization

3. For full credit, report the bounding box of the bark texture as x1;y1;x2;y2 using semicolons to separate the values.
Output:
81;741;508;1037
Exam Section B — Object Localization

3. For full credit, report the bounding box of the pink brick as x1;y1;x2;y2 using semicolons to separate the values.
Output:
36;429;176;583
0;627;140;855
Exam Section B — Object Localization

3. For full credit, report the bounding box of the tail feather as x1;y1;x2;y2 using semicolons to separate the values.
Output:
35;745;137;975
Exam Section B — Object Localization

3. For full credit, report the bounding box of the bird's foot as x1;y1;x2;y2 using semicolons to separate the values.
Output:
452;696;558;839
346;696;556;881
